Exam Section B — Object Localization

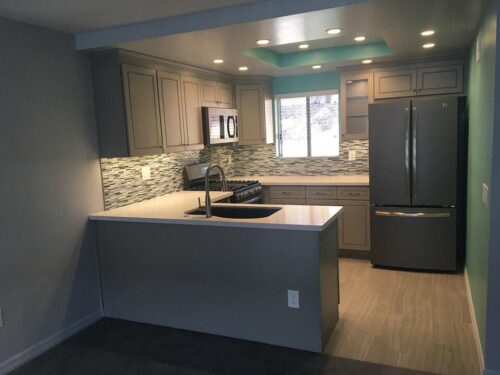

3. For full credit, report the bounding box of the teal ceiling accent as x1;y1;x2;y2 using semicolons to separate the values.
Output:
242;42;392;68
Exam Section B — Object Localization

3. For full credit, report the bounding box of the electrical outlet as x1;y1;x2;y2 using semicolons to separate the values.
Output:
482;183;489;207
141;166;151;181
228;154;232;164
348;150;356;161
0;308;4;328
288;290;300;309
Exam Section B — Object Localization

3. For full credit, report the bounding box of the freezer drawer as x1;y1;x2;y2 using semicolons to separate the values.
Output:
371;207;456;271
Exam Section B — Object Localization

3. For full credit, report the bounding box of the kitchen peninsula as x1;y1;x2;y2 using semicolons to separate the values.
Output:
90;191;342;353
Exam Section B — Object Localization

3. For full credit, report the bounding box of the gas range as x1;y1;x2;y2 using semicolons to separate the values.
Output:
183;164;263;204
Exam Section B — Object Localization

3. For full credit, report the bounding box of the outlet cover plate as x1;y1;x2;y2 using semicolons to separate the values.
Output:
141;166;151;181
482;183;489;208
348;150;356;161
287;290;300;309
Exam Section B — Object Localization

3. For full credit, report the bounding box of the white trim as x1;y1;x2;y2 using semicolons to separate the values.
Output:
465;267;485;374
274;89;338;99
0;310;103;375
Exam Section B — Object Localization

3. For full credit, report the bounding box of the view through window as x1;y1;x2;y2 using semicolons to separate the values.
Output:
276;91;339;158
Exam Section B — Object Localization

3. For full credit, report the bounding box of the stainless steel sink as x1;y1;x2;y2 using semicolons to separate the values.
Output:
185;205;281;219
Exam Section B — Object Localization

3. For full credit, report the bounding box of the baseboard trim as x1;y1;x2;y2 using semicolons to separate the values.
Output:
0;310;103;375
339;249;371;260
464;267;485;374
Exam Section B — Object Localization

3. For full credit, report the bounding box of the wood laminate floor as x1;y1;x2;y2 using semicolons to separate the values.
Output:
326;259;480;375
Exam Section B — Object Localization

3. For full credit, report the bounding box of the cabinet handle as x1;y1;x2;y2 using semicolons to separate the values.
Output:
346;192;361;196
375;211;450;218
281;191;293;195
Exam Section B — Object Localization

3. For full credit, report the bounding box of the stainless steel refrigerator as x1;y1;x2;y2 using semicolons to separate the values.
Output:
369;96;467;271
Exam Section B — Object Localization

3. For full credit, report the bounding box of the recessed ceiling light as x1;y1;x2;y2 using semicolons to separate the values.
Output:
421;30;435;36
256;39;270;45
298;44;309;49
354;36;366;42
326;28;342;35
213;59;224;64
362;59;372;64
312;65;322;69
238;66;249;71
422;43;435;49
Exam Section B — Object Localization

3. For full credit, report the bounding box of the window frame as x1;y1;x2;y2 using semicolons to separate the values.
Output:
275;89;340;159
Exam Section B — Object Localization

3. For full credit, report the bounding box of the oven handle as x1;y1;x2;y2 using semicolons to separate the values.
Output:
238;194;263;204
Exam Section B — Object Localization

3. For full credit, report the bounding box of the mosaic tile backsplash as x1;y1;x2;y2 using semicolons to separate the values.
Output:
100;140;368;210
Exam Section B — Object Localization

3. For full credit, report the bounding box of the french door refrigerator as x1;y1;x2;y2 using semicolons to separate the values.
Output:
369;96;467;271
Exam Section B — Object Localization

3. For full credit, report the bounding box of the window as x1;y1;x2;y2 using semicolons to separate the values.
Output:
276;90;339;158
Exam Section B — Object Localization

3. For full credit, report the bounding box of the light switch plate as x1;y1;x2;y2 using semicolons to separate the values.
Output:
348;150;356;161
482;183;489;207
141;166;151;181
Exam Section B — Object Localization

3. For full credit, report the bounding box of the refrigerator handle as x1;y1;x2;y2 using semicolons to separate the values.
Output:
405;107;410;198
412;106;418;201
375;211;450;218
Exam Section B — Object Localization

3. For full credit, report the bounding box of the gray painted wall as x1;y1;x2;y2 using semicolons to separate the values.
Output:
0;17;103;368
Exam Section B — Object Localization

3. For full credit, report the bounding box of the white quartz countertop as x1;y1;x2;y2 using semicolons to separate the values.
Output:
234;175;369;186
89;191;342;231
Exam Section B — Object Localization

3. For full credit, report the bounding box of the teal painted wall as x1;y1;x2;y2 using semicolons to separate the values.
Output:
272;71;340;95
466;0;497;351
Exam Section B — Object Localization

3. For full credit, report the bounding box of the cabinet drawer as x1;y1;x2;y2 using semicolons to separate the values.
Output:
306;199;339;206
306;186;338;200
270;186;305;199
270;198;306;205
338;187;369;201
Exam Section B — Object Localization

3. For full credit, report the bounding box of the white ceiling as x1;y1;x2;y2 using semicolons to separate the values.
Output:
0;0;262;32
117;0;487;77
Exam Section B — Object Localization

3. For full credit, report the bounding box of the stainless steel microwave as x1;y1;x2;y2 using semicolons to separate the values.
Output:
201;107;238;146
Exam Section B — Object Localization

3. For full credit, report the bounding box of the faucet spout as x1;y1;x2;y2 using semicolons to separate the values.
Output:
204;164;227;218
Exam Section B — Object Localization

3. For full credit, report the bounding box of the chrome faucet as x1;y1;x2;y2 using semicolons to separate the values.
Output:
204;164;227;218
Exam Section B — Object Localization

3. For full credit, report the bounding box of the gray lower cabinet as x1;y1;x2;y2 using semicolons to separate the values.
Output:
265;185;370;251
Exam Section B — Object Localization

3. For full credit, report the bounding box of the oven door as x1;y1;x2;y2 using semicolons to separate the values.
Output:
233;193;263;204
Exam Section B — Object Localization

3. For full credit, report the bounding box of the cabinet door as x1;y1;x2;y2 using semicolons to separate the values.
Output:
157;71;185;152
338;200;370;250
181;77;204;149
341;72;373;140
200;80;218;107
217;82;234;108
416;65;463;96
236;85;265;144
122;65;163;156
374;69;417;99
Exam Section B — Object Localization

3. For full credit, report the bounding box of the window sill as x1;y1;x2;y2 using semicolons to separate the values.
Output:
276;155;340;160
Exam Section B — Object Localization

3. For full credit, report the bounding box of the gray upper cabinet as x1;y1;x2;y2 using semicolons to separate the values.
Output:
201;79;234;108
157;70;185;152
90;49;234;157
121;65;164;156
341;72;373;140
374;64;463;99
236;81;274;145
374;69;417;99
416;65;463;96
182;76;204;148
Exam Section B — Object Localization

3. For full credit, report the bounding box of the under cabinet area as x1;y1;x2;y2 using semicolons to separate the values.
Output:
264;185;370;252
